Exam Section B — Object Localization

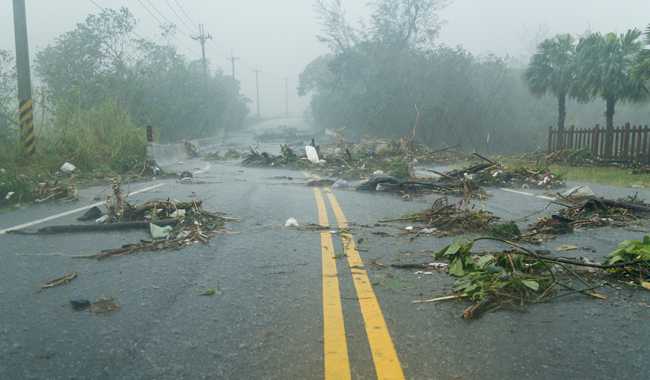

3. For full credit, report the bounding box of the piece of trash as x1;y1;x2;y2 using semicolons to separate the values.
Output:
89;297;120;314
562;186;595;199
414;271;434;275
41;272;78;289
170;209;186;218
427;262;448;270
150;223;173;239
60;162;76;174
556;244;578;252
78;206;103;221
305;146;320;163
199;288;218;296
70;299;91;311
95;215;109;223
405;226;414;232
5;191;14;201
421;228;437;234
641;281;650;291
373;170;385;176
285;217;299;228
332;179;351;189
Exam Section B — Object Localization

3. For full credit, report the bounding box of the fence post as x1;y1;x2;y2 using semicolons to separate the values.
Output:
592;125;599;158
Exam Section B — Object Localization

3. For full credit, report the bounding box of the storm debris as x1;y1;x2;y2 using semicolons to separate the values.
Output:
424;238;608;319
41;272;78;290
523;195;650;242
381;197;498;236
34;178;79;203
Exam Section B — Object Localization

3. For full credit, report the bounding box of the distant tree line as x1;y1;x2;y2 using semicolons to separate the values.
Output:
300;0;650;153
33;7;249;143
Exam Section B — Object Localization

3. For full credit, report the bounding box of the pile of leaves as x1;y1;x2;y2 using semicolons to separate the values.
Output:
431;238;608;319
381;198;498;236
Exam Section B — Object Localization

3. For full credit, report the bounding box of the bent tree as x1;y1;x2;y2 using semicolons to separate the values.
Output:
524;34;579;149
576;29;648;157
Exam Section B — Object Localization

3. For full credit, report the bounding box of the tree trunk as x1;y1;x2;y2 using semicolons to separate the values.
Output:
605;97;616;159
557;93;566;150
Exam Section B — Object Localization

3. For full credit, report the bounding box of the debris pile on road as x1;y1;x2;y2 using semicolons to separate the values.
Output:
381;198;498;236
523;194;650;242
34;179;79;202
242;145;309;168
419;238;609;319
87;196;230;259
438;154;564;189
255;126;312;143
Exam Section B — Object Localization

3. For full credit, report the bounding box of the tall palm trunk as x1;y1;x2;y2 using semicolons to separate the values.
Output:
605;97;616;158
557;93;566;149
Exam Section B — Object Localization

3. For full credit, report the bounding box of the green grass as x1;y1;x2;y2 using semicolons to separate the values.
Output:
498;156;650;188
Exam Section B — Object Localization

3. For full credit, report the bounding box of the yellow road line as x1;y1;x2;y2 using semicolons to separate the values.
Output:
313;188;352;380
326;190;406;380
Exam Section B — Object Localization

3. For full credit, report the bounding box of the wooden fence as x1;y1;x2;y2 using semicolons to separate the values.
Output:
548;123;650;163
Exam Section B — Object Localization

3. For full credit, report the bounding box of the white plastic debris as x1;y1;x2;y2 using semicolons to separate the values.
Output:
95;215;109;223
421;227;437;234
332;179;351;189
150;223;173;239
5;191;14;200
305;146;320;163
414;271;434;275
428;262;449;270
405;226;414;232
284;217;299;228
562;185;595;199
60;162;77;174
170;209;186;218
373;170;385;176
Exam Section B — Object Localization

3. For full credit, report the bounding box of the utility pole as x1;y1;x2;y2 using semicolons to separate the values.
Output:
12;0;35;156
227;50;239;80
253;69;261;118
284;77;289;118
192;24;212;77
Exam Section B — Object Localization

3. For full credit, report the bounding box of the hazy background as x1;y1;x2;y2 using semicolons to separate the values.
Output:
0;0;648;117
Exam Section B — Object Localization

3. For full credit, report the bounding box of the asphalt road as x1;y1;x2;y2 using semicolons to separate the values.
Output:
1;120;650;380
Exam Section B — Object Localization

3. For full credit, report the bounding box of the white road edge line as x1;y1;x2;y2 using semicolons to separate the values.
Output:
0;183;165;235
499;187;556;201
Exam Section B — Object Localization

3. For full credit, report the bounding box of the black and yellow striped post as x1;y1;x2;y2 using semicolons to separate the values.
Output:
19;99;35;155
13;0;36;156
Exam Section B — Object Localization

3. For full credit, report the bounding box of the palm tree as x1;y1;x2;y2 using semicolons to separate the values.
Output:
636;25;650;80
576;29;649;157
525;34;578;146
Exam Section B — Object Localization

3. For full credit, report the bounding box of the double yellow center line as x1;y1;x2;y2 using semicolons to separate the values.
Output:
313;188;405;380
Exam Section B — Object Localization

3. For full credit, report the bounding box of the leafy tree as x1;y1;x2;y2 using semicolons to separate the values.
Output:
524;34;578;137
576;29;649;154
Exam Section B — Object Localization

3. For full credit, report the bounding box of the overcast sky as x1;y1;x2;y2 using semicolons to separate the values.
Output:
1;0;648;116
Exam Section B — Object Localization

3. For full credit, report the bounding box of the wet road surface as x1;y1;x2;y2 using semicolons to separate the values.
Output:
1;120;650;379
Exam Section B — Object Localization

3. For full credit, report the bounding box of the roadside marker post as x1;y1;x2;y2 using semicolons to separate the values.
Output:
13;0;35;156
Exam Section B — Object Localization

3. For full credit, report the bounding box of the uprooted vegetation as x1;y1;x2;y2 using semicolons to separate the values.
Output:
421;237;650;319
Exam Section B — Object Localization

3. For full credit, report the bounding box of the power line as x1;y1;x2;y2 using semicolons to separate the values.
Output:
165;0;194;33
135;0;164;26
172;0;196;26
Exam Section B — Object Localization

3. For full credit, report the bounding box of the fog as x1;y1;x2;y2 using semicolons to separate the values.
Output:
1;0;648;117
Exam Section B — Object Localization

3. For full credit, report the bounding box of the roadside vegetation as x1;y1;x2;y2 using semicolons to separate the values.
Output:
0;7;249;208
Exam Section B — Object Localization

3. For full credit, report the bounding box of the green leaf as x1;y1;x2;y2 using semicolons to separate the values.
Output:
448;258;465;277
521;280;540;291
476;255;495;269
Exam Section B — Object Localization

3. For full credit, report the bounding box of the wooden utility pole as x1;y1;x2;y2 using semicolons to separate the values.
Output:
192;24;212;77
284;77;289;118
253;69;261;118
227;51;239;80
12;0;35;156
